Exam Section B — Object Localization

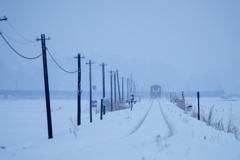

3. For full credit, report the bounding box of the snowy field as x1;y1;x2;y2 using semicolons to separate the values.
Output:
0;98;240;160
185;97;240;127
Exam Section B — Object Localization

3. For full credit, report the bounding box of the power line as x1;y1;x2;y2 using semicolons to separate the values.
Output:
46;41;73;59
47;49;78;74
47;47;72;59
0;32;42;60
6;20;36;43
1;32;34;44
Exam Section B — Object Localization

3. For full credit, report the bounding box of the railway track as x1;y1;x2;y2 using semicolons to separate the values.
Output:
157;98;174;138
129;98;174;140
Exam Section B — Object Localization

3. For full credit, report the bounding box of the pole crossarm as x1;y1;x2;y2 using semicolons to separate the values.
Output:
0;16;7;21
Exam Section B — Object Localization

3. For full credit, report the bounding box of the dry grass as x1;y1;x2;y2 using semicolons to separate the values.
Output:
106;100;129;112
173;97;240;140
188;105;239;140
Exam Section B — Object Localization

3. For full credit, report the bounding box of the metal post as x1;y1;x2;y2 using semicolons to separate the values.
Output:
86;60;94;123
37;34;52;139
100;99;103;120
131;94;134;111
116;70;121;103
197;92;200;120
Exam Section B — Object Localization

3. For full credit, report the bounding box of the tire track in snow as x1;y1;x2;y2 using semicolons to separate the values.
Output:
128;99;154;135
157;98;174;138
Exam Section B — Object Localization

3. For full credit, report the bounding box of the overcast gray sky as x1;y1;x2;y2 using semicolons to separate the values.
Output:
0;0;240;94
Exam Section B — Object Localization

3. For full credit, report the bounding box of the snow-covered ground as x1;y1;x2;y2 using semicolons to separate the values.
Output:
185;97;240;127
0;98;240;160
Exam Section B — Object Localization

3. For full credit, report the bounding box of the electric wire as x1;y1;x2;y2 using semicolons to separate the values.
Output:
1;32;33;44
7;21;36;43
47;49;78;74
46;41;74;59
0;33;42;60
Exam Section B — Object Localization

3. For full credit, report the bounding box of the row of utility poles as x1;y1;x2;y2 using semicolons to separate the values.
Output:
37;35;137;139
1;16;138;140
108;70;136;112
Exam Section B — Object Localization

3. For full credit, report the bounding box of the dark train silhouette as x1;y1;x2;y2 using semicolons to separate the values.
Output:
150;84;161;98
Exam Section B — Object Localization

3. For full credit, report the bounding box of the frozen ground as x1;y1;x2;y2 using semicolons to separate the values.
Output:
0;98;240;160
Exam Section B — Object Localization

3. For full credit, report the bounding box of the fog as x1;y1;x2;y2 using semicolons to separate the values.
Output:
1;1;240;94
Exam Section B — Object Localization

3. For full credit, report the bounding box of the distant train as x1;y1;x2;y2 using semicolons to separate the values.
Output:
150;84;161;98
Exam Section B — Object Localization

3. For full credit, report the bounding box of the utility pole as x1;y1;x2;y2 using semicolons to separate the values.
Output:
0;16;7;21
100;63;107;115
114;71;117;107
121;77;124;102
126;78;130;99
130;74;133;94
116;70;121;103
75;54;84;126
36;34;52;139
134;80;136;95
133;80;135;95
86;60;94;123
109;70;113;112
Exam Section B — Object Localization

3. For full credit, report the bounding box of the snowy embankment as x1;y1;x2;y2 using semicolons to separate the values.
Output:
0;98;240;160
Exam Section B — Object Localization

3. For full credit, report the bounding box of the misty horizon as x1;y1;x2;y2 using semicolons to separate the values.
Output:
1;1;240;94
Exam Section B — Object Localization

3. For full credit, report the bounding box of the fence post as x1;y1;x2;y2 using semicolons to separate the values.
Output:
100;99;103;120
197;92;200;120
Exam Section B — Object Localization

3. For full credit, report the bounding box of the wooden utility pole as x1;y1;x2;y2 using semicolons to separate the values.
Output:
36;34;52;139
109;70;113;112
130;74;133;94
86;60;94;123
116;70;121;103
114;71;117;107
100;63;107;114
75;54;84;125
126;78;130;99
121;77;124;102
